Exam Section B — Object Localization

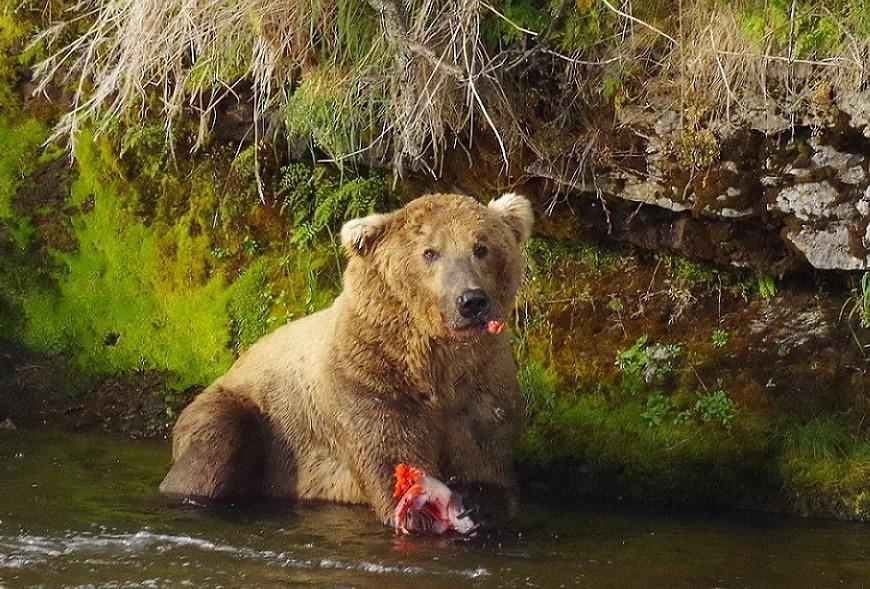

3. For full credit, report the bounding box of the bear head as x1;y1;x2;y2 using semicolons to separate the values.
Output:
340;193;533;340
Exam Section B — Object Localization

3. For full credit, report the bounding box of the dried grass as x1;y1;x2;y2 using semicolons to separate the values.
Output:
31;0;870;174
32;0;520;174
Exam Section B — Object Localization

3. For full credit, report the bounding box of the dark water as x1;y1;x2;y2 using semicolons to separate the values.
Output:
0;431;867;589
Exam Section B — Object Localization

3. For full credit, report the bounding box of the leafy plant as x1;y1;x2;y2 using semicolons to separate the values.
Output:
757;274;777;300
284;65;389;160
616;335;682;396
712;328;729;348
242;236;261;255
740;1;847;57
641;392;673;428
840;272;870;351
277;163;392;246
694;388;737;426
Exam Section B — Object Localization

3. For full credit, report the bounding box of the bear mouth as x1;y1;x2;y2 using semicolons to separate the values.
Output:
449;316;505;336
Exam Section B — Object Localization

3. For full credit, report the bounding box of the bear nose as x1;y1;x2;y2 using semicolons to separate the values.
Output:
457;289;491;319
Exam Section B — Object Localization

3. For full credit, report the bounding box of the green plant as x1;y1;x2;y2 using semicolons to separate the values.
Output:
519;360;561;416
640;392;673;428
740;1;849;57
615;335;681;396
242;236;261;255
673;408;694;425
712;328;729;348
277;163;393;246
0;117;47;218
781;416;852;460
840;272;870;351
757;274;777;300
480;0;549;47
284;65;389;160
674;128;720;170
660;254;718;287
693;388;737;426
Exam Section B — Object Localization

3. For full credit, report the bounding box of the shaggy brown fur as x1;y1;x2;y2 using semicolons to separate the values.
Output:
160;193;534;526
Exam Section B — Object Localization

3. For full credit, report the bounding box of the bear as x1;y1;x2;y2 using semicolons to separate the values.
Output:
159;192;534;530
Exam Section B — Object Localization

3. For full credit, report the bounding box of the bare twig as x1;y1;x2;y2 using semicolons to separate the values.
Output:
599;0;678;46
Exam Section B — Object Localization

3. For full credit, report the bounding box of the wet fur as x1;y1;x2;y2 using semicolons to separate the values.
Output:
160;193;533;525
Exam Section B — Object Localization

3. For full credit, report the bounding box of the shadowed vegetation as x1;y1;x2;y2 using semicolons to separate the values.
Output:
514;235;869;520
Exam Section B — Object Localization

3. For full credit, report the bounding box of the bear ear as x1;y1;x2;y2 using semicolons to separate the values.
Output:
488;192;534;243
340;213;390;256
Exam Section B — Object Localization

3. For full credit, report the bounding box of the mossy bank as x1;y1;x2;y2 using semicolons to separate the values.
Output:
0;1;867;521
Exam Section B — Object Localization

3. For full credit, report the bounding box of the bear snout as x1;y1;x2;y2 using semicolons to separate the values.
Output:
456;288;491;320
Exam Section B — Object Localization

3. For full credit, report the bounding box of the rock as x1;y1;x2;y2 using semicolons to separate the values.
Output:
749;305;833;348
745;105;791;134
621;180;690;212
653;110;680;136
809;139;859;172
770;182;869;270
840;91;870;137
0;418;17;430
717;207;753;218
523;88;870;272
842;166;866;185
788;225;868;270
772;182;842;221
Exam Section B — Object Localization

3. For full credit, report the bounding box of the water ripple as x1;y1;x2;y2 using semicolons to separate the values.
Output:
0;530;490;580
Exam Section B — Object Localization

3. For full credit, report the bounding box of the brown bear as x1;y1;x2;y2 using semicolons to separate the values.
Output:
159;192;534;529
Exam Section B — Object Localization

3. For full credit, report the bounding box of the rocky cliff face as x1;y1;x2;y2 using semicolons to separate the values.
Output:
519;89;870;274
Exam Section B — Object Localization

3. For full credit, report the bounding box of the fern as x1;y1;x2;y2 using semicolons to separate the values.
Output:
277;163;392;246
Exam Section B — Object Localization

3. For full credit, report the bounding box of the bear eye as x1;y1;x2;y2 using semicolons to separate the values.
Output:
473;243;488;259
423;248;440;262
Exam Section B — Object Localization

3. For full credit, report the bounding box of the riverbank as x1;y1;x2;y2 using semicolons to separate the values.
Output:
0;1;867;522
0;341;187;438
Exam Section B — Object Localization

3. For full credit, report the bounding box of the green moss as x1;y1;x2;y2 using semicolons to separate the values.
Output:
17;132;356;392
520;236;624;311
780;417;870;518
674;128;720;171
514;238;867;518
481;0;865;59
0;3;24;110
13;133;232;388
184;38;252;91
520;384;771;504
0;2;51;218
0;118;47;217
225;249;342;353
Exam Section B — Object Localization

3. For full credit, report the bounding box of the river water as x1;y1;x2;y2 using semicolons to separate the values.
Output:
0;431;867;588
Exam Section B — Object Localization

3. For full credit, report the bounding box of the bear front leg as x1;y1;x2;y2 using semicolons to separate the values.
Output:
446;370;523;526
450;480;519;529
335;402;440;526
